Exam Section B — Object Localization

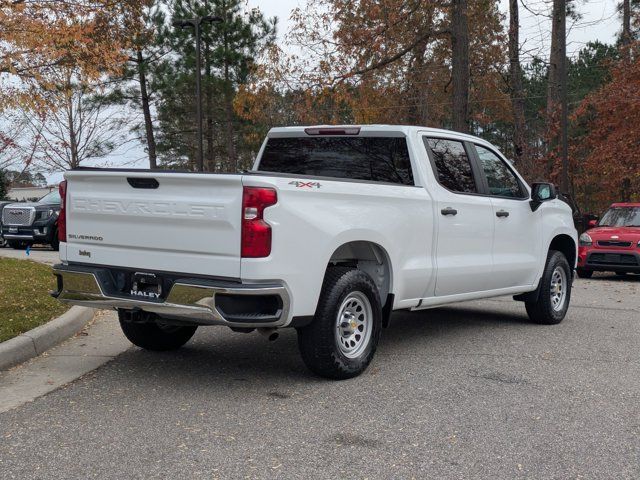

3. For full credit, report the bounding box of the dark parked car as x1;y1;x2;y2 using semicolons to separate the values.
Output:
0;200;13;248
559;192;598;235
1;190;61;250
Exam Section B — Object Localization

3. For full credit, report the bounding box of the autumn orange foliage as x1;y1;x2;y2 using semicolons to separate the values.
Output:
237;0;509;134
572;43;640;211
0;0;145;110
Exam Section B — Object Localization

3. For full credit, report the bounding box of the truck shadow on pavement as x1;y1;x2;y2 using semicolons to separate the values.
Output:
113;304;537;386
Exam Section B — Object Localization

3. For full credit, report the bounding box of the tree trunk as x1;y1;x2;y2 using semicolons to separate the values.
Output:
622;0;632;45
546;0;567;182
411;41;430;126
508;0;528;176
224;80;237;172
546;0;564;119
451;0;470;133
222;6;237;172
136;48;157;169
66;81;79;169
557;0;569;193
622;0;632;62
203;22;215;172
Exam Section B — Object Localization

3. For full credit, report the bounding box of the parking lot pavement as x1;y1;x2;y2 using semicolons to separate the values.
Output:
0;246;59;265
0;274;639;479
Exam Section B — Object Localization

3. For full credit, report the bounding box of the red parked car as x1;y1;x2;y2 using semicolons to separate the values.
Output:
577;203;640;278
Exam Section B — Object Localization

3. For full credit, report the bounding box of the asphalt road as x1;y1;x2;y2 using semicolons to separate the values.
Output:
1;274;639;479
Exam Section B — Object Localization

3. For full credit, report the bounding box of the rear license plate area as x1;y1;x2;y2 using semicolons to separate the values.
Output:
130;272;163;300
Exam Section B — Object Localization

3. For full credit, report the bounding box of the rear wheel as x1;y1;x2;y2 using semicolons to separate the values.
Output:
525;250;572;325
118;310;197;351
576;268;593;279
297;267;382;379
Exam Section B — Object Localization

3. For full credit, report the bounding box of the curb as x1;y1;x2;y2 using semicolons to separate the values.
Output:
0;306;95;371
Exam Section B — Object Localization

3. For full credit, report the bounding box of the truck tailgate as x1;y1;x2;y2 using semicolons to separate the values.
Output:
63;171;243;278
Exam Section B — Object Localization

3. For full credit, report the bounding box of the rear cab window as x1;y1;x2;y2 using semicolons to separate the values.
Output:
257;136;414;185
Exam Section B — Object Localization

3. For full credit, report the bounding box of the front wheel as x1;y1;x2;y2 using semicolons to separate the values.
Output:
297;267;382;379
118;310;197;351
525;250;572;325
8;240;27;250
50;231;60;251
576;268;593;279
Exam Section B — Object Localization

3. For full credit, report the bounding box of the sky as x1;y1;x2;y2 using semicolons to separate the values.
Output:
45;0;621;184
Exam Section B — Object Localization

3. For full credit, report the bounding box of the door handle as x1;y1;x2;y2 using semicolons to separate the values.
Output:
496;210;510;218
441;207;458;216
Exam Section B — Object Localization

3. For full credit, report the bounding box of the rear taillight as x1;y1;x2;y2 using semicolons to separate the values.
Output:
58;180;67;243
241;186;277;258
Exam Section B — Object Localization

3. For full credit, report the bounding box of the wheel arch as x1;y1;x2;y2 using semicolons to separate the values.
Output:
515;233;577;304
549;234;577;269
327;240;394;309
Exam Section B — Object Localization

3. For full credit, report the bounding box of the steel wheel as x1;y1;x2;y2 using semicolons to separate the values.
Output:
335;291;373;359
550;266;567;312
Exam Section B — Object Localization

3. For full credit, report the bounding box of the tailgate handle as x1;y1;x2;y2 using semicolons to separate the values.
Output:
127;177;159;189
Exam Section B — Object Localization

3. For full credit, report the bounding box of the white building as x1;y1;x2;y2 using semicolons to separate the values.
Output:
7;186;56;202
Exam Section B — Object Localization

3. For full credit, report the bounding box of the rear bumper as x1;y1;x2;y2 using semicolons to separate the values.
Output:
51;264;292;328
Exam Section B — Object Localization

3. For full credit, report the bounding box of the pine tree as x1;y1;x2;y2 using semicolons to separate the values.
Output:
154;0;276;172
102;1;167;169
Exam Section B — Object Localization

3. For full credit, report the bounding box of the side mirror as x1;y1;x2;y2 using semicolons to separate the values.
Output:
530;182;557;212
588;219;598;228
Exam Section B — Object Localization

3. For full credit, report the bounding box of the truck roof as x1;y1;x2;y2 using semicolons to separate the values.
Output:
267;125;494;146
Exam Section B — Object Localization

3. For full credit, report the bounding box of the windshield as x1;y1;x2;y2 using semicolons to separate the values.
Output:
598;207;640;227
38;190;61;204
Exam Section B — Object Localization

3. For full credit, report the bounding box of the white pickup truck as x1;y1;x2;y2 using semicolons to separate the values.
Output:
52;125;577;379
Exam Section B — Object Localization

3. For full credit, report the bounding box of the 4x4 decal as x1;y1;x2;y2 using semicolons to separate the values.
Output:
289;181;322;189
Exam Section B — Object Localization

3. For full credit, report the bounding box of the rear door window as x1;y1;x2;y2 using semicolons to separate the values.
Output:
423;138;477;193
258;136;414;185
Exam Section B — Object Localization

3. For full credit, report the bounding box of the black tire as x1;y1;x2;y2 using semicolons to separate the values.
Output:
297;267;382;379
118;310;197;351
8;240;26;250
50;231;60;251
576;268;593;279
525;250;572;325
